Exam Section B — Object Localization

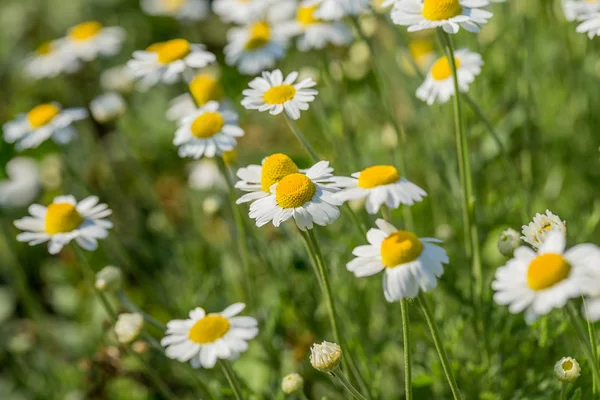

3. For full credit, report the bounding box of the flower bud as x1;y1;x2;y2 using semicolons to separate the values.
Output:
497;228;520;257
281;373;304;394
114;313;144;344
90;92;126;124
310;341;342;372
554;357;581;382
95;266;122;292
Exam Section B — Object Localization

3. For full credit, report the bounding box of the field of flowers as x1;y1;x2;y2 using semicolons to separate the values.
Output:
1;0;600;399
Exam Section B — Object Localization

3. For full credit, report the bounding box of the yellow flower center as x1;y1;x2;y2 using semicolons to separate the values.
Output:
146;42;165;52
36;41;53;55
263;85;296;105
69;21;103;41
562;360;574;371
422;0;463;21
45;203;84;234
357;165;400;188
188;315;230;344
297;5;320;26
380;231;424;268
431;56;461;81
162;0;185;12
527;253;571;291
156;39;191;64
260;153;299;192
276;173;316;209
190;112;224;138
27;103;60;128
245;21;271;50
189;74;223;106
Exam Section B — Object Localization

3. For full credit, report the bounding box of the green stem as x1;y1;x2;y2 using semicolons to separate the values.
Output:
300;230;370;398
331;369;368;400
217;157;254;309
401;299;413;400
283;114;320;162
417;293;462;400
584;298;599;395
566;303;600;386
219;360;245;400
561;382;567;400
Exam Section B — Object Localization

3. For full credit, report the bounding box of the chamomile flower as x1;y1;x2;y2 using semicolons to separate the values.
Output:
90;93;127;123
241;70;318;120
347;219;448;302
224;16;293;75
128;39;216;90
563;0;600;21
62;21;126;62
213;0;271;24
173;101;244;159
287;2;353;51
416;49;482;105
167;73;224;121
521;210;566;249
554;357;581;383
307;0;371;20
0;157;40;208
334;165;426;214
391;0;493;34
188;159;227;191
24;40;80;79
161;303;258;368
492;231;599;324
14;195;113;254
3;103;88;151
576;13;600;38
141;0;209;20
235;153;301;205
248;161;344;230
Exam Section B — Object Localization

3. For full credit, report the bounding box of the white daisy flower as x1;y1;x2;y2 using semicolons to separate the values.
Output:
241;69;318;120
141;0;209;20
100;65;136;93
188;159;227;191
90;92;127;123
173;101;244;159
285;2;353;51
554;357;582;383
576;12;600;38
334;165;426;214
61;21;126;62
307;0;371;20
14;195;113;255
166;73;224;121
248;160;344;231
161;303;258;369
23;40;81;79
563;0;600;21
347;219;448;302
391;0;493;34
521;210;566;249
416;49;483;105
213;0;271;24
3;103;88;151
235;153;301;205
128;39;216;90
224;16;292;75
0;157;40;208
492;231;598;324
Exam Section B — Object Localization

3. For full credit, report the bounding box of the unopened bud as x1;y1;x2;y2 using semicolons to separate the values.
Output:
497;228;520;257
281;373;304;394
95;266;122;292
310;341;342;372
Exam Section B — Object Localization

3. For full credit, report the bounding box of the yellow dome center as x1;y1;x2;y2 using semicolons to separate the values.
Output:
156;39;191;64
380;231;424;268
45;203;84;234
358;165;400;188
27;103;60;128
189;74;223;106
263;85;296;105
260;153;299;192
422;0;462;21
431;56;461;81
190;112;224;138
276;173;316;209
36;41;53;55
297;5;320;26
69;21;103;41
188;315;230;344
527;253;571;291
245;21;271;50
162;0;185;12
